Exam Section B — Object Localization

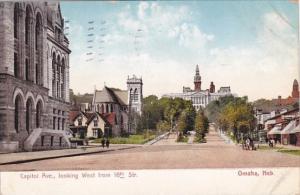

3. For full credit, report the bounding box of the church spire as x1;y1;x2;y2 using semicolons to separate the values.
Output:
194;64;201;92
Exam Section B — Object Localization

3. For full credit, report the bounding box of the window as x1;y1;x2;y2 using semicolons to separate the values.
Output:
53;108;56;114
36;101;42;128
26;99;33;133
93;129;98;137
59;137;62;146
110;104;113;112
14;3;19;39
50;136;54;146
94;117;98;127
53;117;56;130
57;118;60;130
62;119;65;130
78;116;82;126
14;53;19;78
41;136;44;146
25;59;29;80
133;89;138;102
14;95;22;133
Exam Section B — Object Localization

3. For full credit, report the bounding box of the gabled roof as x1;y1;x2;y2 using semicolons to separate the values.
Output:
69;110;83;122
102;112;117;126
85;112;111;126
94;87;128;106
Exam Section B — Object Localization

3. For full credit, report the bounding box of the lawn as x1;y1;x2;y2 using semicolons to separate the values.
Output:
277;149;300;156
258;145;300;156
92;134;156;144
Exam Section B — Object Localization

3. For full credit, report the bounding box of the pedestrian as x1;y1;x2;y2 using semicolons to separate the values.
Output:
101;139;105;148
106;139;110;148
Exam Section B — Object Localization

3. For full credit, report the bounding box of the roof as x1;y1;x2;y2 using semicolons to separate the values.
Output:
281;121;296;134
265;108;299;121
85;112;111;126
267;125;282;135
94;87;128;105
291;125;300;133
102;112;116;126
69;110;82;122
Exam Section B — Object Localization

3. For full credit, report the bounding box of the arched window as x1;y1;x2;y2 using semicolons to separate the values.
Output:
14;3;21;78
106;104;109;113
35;13;43;85
36;100;43;128
61;58;65;99
56;55;60;98
25;6;33;82
129;88;133;103
110;104;113;112
52;53;56;97
134;88;138;102
101;104;104;113
26;98;34;133
14;95;23;133
14;3;20;39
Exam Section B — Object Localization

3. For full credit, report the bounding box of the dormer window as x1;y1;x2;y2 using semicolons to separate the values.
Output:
94;117;98;127
78;115;82;126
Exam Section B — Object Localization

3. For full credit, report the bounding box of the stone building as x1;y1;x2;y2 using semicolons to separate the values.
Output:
0;2;71;152
92;75;143;135
163;65;233;110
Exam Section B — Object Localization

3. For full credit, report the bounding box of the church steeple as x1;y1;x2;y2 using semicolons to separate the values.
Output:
194;64;201;92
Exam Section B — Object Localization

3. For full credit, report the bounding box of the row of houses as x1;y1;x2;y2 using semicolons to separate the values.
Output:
254;79;300;146
255;108;300;146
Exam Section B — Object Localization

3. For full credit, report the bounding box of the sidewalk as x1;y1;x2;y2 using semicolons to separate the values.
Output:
0;144;140;165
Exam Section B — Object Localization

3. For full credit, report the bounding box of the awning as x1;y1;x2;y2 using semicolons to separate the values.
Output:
290;125;300;134
281;121;296;134
267;125;282;135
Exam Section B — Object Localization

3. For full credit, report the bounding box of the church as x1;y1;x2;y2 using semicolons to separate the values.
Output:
163;65;233;110
0;2;71;152
91;75;143;135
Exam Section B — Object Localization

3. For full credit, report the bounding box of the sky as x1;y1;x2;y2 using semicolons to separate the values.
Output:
60;1;299;101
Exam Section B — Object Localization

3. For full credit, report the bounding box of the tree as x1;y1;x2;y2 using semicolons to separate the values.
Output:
194;111;209;142
156;120;171;132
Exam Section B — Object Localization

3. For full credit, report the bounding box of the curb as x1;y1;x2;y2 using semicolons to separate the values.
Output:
0;146;138;165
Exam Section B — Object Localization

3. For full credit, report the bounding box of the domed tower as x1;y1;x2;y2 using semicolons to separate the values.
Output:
292;79;299;98
194;65;201;92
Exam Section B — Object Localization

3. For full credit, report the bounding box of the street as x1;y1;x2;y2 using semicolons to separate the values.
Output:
0;127;299;171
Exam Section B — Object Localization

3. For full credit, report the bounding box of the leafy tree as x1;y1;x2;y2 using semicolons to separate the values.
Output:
194;111;209;142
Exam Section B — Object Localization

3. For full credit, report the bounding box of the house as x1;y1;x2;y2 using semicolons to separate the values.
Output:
69;110;112;139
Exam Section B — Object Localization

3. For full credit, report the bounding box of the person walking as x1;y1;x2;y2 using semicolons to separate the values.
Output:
106;139;110;148
101;139;105;148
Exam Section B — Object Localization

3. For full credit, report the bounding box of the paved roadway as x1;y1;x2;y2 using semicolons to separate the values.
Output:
1;127;299;171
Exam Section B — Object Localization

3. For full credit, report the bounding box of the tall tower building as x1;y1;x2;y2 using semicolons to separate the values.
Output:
292;79;299;98
127;75;143;114
194;65;201;92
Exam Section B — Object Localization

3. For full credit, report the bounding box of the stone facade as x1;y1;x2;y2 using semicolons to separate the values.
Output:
163;65;233;110
0;2;71;152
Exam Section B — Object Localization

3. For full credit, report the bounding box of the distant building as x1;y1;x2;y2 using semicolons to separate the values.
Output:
272;79;299;106
91;75;143;135
163;65;233;110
